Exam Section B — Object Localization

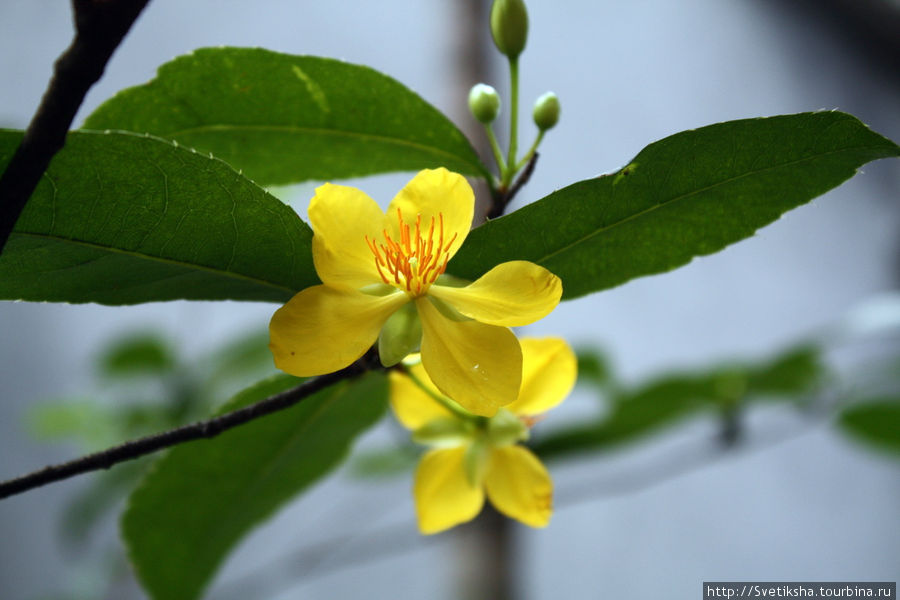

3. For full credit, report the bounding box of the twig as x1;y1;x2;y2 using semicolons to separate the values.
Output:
0;0;151;253
0;359;374;500
486;151;539;220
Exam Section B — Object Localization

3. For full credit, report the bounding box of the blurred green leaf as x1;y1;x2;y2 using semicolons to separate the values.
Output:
536;376;713;458
535;344;826;459
29;400;115;448
208;328;276;381
837;398;900;455
746;345;824;398
348;445;420;479
0;130;315;305
84;48;488;184
450;112;900;299
575;347;613;389
61;461;149;545
122;372;387;600
99;333;175;377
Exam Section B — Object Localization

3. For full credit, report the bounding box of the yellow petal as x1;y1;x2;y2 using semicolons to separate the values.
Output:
387;169;473;260
414;447;485;534
506;337;577;416
388;362;453;430
309;182;388;289
417;297;522;417
269;285;407;376
429;261;561;327
484;445;553;528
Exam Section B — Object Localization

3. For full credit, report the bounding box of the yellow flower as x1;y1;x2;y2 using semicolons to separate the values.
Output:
269;168;562;416
390;337;577;534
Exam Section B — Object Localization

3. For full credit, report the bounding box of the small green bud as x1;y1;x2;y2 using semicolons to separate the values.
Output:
490;0;528;59
532;91;560;131
468;83;501;124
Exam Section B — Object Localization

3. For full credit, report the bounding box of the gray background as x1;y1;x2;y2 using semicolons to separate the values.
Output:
0;1;898;598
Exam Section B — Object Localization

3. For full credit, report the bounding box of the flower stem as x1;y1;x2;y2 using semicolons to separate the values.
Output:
516;130;544;171
483;123;507;176
404;367;479;423
502;56;520;188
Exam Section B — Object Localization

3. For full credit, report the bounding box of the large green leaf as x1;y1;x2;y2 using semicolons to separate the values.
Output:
83;47;488;185
837;398;900;455
0;130;315;304
450;112;900;299
122;372;388;600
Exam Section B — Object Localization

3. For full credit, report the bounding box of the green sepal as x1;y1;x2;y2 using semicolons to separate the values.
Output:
487;408;529;447
412;417;473;448
378;302;422;367
464;439;490;487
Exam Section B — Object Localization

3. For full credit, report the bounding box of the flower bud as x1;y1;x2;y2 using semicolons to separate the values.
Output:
532;91;560;131
468;83;501;124
490;0;528;59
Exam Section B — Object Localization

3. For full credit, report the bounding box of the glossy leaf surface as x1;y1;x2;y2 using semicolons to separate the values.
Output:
451;112;900;299
84;48;488;184
0;130;315;304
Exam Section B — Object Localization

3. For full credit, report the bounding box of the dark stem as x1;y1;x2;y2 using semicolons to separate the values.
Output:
0;0;151;254
0;358;374;500
486;151;538;220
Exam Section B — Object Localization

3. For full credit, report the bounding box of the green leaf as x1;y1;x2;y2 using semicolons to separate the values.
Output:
535;344;825;459
575;347;614;389
0;130;315;304
450;112;900;299
746;345;824;398
348;445;420;480
83;47;488;185
535;376;714;459
122;372;388;600
99;333;175;377
207;329;276;380
837;398;900;455
28;399;116;448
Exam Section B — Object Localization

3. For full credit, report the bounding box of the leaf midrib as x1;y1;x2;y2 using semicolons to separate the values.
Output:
534;143;889;266
12;230;299;297
149;123;488;175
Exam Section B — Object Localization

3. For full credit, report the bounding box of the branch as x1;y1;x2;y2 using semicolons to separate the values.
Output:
0;359;374;500
0;0;151;253
485;151;538;220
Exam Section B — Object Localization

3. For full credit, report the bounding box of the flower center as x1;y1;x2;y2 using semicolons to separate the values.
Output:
366;208;457;296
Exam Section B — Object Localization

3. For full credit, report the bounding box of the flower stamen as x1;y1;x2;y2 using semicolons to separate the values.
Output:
366;208;455;296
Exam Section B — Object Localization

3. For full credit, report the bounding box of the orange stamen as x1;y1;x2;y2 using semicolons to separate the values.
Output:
365;208;453;296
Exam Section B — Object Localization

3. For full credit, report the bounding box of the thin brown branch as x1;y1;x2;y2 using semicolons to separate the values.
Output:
485;151;538;220
0;0;151;253
0;358;376;500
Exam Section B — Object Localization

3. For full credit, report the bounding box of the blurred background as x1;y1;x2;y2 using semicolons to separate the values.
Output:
0;0;898;598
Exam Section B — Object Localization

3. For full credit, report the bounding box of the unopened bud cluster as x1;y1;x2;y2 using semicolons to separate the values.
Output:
469;0;561;188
